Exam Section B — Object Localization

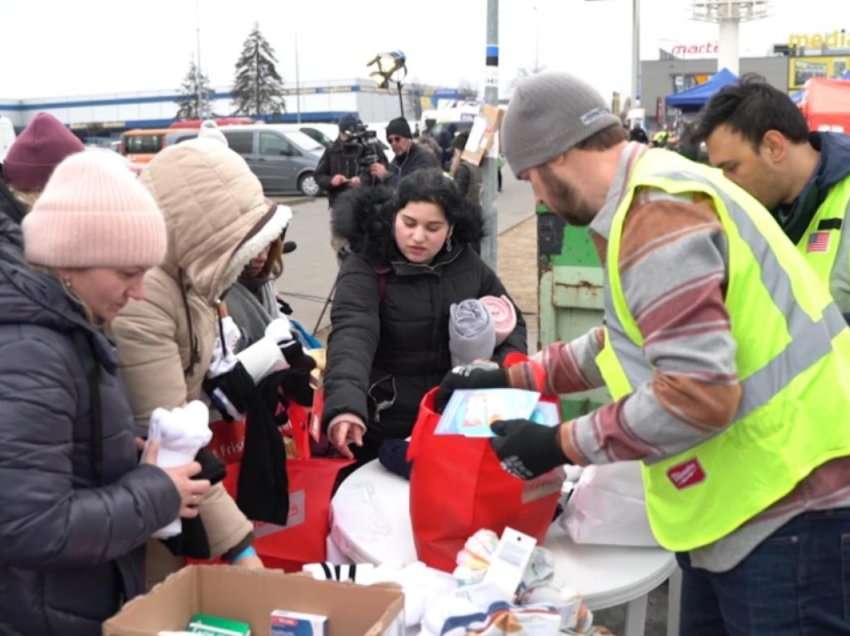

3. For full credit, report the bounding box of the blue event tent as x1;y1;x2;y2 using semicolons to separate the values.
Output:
665;68;739;111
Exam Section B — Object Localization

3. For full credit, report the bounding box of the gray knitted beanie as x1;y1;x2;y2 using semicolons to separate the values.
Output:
501;71;621;177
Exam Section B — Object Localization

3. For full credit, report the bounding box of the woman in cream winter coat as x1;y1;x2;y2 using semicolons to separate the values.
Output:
111;138;292;582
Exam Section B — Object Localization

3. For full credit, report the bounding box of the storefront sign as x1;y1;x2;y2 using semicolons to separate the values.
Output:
788;31;850;50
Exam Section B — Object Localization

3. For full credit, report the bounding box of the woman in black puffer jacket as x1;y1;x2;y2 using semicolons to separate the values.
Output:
322;169;527;464
0;151;206;636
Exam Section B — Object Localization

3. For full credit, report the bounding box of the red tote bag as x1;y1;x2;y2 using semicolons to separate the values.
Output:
407;364;564;572
207;392;352;571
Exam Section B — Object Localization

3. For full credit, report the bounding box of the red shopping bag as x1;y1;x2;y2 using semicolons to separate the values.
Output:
407;376;564;572
207;397;352;571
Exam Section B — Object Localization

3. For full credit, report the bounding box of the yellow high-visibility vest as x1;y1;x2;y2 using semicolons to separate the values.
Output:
594;148;850;552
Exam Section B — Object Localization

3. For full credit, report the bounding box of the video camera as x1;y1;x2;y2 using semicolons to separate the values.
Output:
344;122;381;169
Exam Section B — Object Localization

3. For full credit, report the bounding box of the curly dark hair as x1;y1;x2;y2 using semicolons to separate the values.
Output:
332;168;485;263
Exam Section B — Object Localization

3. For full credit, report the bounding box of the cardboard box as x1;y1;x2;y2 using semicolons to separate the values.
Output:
103;565;404;636
461;104;504;166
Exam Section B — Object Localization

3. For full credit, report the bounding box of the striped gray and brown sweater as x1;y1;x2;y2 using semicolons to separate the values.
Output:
508;143;850;572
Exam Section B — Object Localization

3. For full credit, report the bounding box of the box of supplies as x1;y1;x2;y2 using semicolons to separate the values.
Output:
103;565;404;636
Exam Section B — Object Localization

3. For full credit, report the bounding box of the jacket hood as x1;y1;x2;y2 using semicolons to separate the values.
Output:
0;249;114;367
140;138;291;305
331;180;484;264
812;132;850;190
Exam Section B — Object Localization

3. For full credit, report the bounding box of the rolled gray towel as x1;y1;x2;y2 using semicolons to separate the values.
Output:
449;298;496;366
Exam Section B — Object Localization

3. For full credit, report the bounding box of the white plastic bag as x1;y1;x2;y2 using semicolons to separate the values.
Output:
560;461;658;547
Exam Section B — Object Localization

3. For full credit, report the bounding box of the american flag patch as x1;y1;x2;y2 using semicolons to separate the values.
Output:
808;231;831;253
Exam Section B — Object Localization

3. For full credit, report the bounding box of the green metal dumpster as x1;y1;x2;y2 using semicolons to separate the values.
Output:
537;204;610;419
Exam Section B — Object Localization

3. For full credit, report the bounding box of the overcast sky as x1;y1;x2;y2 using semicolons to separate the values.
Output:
1;0;846;102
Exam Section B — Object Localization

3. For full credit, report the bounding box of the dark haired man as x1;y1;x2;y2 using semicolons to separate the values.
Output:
370;117;440;186
698;76;850;318
437;71;850;634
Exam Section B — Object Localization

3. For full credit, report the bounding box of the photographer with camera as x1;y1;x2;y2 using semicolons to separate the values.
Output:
316;114;388;210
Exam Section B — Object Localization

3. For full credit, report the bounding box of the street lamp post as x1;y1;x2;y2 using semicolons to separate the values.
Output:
368;51;408;118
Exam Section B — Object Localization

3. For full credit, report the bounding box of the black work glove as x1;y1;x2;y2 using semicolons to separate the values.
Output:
434;362;508;412
489;419;569;480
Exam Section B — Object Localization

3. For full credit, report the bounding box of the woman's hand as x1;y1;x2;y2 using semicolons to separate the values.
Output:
328;414;366;460
142;439;211;518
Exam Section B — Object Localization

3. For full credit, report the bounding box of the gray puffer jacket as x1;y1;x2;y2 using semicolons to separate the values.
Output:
0;244;181;635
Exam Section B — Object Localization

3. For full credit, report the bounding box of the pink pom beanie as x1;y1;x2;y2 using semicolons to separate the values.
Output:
22;150;167;268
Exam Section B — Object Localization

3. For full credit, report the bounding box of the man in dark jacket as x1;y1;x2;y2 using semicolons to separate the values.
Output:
318;115;390;259
315;114;388;209
370;117;441;187
698;76;850;322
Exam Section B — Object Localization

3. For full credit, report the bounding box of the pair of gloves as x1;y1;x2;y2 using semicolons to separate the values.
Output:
204;316;314;419
435;363;570;480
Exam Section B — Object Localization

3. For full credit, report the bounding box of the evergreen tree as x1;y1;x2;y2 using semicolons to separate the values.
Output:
231;24;286;116
175;59;214;120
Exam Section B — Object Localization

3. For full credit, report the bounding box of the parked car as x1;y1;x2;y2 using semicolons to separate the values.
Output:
119;128;198;167
281;123;338;148
219;124;321;196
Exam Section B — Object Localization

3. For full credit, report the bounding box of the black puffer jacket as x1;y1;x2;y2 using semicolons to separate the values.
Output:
387;142;442;186
323;186;527;443
0;245;180;635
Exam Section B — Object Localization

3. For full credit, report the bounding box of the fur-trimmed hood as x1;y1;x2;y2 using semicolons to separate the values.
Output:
140;138;291;305
331;177;484;264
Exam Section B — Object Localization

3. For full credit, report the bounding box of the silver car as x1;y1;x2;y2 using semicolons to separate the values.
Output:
220;125;322;196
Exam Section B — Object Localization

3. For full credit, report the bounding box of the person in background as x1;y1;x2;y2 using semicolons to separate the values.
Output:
370;117;441;187
0;150;209;635
110;138;293;584
437;70;850;635
449;131;482;209
628;124;649;144
1;112;85;213
697;76;850;321
323;169;526;465
317;114;389;259
418;118;443;159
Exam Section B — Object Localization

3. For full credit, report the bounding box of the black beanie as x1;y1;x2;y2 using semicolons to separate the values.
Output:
386;117;412;139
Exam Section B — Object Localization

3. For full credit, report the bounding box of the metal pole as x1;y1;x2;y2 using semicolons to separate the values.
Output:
195;0;202;118
397;82;405;118
631;0;641;105
480;0;499;269
295;32;301;124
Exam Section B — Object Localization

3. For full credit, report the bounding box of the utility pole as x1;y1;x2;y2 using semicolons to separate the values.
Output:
480;0;499;269
631;0;640;105
195;0;202;118
295;32;301;124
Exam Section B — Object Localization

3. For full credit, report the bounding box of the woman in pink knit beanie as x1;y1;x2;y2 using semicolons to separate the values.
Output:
0;149;211;634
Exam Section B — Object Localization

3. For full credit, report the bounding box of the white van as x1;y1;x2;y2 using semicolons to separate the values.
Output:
0;116;16;164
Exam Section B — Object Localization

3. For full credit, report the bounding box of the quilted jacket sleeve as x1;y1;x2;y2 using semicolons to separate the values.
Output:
321;255;382;429
0;334;180;568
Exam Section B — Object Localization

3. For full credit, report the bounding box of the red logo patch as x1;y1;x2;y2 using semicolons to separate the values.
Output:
667;459;705;490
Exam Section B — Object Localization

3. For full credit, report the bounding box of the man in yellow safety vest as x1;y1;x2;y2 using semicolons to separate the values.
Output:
698;75;850;322
437;71;850;635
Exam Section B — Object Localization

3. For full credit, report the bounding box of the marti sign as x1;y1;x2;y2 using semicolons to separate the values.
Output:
788;31;850;50
672;42;719;57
